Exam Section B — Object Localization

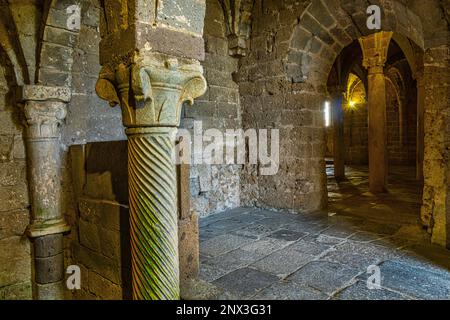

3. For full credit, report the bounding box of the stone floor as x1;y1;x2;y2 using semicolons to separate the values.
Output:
198;166;450;300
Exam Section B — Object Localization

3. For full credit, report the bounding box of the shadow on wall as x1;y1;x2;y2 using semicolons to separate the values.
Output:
71;140;132;299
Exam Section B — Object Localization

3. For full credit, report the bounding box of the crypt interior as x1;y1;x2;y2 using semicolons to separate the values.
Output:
0;0;449;300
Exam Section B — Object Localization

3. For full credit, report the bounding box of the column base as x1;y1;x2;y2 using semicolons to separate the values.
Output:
27;219;70;238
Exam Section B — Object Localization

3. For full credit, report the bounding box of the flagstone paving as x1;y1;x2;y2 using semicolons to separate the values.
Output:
198;166;450;300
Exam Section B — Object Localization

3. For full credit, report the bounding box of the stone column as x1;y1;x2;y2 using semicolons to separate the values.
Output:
96;52;206;300
19;85;71;300
359;31;393;193
398;94;406;146
416;71;425;181
330;87;345;180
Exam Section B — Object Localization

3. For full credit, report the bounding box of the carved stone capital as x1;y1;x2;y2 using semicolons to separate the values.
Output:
18;85;70;140
359;31;393;73
96;52;207;128
23;101;67;139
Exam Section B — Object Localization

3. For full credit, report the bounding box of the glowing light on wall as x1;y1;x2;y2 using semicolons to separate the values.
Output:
324;101;331;127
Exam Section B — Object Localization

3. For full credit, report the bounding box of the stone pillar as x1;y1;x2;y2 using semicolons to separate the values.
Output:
416;71;425;181
330;87;345;180
18;85;71;300
359;32;393;193
177;163;199;283
96;52;206;300
398;94;406;147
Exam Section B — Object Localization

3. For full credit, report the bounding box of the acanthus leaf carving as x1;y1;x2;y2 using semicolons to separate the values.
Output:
96;64;120;107
96;52;207;128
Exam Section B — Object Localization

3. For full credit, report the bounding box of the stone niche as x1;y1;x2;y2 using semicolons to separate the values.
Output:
70;141;131;300
69;139;201;299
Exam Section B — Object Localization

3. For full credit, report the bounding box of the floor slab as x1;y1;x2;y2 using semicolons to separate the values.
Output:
199;166;450;300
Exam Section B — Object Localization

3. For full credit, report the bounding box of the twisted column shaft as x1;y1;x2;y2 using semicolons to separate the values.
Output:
96;52;206;299
127;127;179;299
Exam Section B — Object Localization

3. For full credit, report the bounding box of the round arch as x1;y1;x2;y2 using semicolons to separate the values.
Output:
284;0;425;87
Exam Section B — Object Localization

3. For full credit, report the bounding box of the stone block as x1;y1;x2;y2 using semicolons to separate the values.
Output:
35;253;64;284
0;161;26;186
78;198;129;232
212;267;278;298
0;281;32;300
38;67;72;86
88;271;122;300
72;243;121;284
36;281;64;300
13;136;26;159
156;0;205;36
253;280;327;300
333;280;407;300
288;260;358;295
0;209;29;240
77;25;100;54
0;237;31;286
0;183;30;212
307;0;335;28
179;213;200;281
0;111;21;135
34;234;63;258
99;227;121;261
79;219;101;252
44;26;78;47
40;43;74;72
200;234;253;258
0;135;13;162
374;260;450;300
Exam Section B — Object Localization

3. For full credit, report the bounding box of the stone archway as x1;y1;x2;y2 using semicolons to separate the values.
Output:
281;0;449;248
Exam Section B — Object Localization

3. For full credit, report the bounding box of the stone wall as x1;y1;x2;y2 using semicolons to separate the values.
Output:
238;0;327;212
0;52;32;299
61;1;128;300
63;0;126;145
422;45;450;248
183;0;242;217
386;80;417;166
69;142;130;300
343;101;368;165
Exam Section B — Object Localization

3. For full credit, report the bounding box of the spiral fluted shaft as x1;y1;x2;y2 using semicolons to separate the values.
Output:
127;127;179;300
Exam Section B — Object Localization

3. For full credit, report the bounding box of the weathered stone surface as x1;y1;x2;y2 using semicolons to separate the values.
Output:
35;253;64;284
212;267;278;298
72;243;121;285
179;213;200;281
88;271;122;300
333;280;408;300
180;278;222;300
0;237;31;287
201;234;253;257
35;281;64;300
288;260;357;295
253;280;328;300
376;260;450;300
34;234;63;258
0;281;32;300
79;219;101;252
0;210;29;240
